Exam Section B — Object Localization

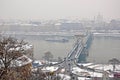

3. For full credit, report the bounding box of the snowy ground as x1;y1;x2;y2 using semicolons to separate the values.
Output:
32;61;120;80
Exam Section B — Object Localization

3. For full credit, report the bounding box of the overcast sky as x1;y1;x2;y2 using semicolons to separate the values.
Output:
0;0;120;20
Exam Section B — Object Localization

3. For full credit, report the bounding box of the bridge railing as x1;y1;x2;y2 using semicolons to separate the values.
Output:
67;39;82;60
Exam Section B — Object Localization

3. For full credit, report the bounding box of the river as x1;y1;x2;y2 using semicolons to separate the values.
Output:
11;34;120;63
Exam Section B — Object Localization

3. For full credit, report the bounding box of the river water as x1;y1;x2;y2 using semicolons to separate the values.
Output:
87;35;120;63
14;34;120;63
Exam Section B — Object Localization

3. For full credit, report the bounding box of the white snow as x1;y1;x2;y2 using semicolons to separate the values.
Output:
78;63;93;67
15;55;32;67
42;66;58;72
58;74;71;80
78;77;91;80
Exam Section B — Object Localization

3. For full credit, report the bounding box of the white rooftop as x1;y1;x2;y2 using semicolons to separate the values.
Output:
15;55;32;67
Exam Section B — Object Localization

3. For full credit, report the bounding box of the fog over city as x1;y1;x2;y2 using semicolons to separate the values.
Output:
1;0;120;80
0;0;120;20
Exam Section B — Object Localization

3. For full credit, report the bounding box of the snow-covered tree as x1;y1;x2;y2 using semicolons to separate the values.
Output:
0;36;28;79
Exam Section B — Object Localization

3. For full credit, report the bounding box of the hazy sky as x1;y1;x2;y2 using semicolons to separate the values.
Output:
0;0;120;20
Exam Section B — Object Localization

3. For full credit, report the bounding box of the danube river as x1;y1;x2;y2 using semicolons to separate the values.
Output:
88;35;120;63
14;34;120;63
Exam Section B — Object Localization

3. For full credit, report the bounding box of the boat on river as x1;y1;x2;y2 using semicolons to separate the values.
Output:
45;37;69;43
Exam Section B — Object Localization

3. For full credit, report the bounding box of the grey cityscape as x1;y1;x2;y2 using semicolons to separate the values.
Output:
0;0;120;80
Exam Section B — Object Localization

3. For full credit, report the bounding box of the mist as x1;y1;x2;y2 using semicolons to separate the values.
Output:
0;0;120;20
